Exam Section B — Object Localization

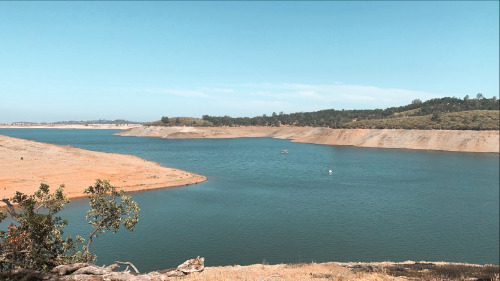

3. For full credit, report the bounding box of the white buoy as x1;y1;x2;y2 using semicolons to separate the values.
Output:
329;169;333;174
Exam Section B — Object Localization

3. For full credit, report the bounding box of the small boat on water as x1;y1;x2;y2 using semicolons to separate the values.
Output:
281;149;289;154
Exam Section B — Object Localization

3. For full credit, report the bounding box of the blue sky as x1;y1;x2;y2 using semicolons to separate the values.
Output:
0;1;498;123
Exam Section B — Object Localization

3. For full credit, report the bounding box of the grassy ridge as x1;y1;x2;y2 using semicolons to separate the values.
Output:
152;96;499;130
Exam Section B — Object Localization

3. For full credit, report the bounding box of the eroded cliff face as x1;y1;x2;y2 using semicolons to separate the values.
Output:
116;126;499;153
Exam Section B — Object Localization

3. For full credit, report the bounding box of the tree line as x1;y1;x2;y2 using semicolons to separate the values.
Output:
199;95;498;128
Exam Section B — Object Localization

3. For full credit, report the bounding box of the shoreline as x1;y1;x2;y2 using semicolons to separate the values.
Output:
0;124;142;130
75;260;497;280
0;135;206;200
116;126;500;153
185;260;500;280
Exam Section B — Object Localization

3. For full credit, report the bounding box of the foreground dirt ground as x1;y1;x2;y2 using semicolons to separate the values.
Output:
117;126;500;153
0;135;206;200
175;261;499;281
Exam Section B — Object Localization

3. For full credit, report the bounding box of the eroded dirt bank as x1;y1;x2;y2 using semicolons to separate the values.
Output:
117;126;499;153
0;135;206;200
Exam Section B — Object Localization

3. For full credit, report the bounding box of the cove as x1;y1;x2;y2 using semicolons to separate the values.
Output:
0;128;498;272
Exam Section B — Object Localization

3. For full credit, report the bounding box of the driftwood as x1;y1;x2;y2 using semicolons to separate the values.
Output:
72;265;109;275
177;256;204;273
51;263;90;275
116;260;140;274
2;256;205;280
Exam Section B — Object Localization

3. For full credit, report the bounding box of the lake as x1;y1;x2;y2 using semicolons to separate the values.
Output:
0;128;498;271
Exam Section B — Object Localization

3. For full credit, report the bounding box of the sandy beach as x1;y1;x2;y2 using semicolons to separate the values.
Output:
0;135;206;200
117;126;500;153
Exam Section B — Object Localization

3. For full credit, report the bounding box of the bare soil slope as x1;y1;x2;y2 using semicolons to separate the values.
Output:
0;135;206;199
117;126;499;153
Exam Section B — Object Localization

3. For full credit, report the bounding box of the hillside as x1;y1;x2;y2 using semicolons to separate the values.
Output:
200;96;499;130
150;96;499;130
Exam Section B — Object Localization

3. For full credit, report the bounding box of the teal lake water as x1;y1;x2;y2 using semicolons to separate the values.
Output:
0;129;498;271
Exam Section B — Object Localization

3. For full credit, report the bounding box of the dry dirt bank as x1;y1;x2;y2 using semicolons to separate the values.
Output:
179;261;499;281
0;135;206;200
117;126;499;153
48;260;499;280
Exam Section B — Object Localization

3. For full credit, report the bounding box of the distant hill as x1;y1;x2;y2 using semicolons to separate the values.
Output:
9;119;144;125
194;96;498;130
146;117;211;127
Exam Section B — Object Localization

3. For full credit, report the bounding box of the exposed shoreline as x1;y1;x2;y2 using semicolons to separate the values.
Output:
116;126;500;153
53;259;499;280
0;124;142;130
0;135;206;200
176;261;499;280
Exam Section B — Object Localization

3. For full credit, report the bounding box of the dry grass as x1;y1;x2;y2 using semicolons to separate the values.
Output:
166;261;499;281
175;262;414;281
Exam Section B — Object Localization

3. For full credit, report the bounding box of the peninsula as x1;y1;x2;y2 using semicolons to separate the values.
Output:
0;135;206;200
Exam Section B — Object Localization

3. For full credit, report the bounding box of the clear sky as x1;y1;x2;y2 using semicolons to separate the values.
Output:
0;1;498;123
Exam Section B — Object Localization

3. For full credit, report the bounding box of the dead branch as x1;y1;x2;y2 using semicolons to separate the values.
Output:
115;261;140;274
106;263;120;271
51;263;90;275
73;265;108;275
177;256;204;273
1;198;18;219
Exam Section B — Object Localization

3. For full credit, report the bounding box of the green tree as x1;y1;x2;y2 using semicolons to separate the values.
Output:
412;99;422;105
83;180;139;255
161;116;169;124
431;111;442;122
1;180;140;274
0;184;89;272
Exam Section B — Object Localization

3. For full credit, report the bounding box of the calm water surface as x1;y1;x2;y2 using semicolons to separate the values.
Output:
1;129;498;271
